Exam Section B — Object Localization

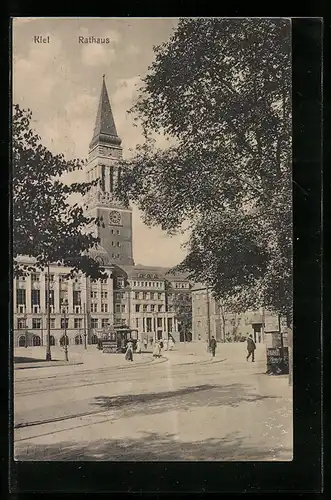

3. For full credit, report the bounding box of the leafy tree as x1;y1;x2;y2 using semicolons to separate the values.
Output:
13;104;105;279
171;292;192;341
117;18;292;319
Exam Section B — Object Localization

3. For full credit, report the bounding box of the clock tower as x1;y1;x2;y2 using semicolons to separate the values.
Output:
85;76;134;266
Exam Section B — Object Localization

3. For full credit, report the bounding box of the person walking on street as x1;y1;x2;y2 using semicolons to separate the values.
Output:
143;338;148;351
153;340;161;359
125;341;134;362
246;334;256;362
209;336;217;358
136;339;142;354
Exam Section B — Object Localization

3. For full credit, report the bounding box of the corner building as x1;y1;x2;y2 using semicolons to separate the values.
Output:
13;78;192;348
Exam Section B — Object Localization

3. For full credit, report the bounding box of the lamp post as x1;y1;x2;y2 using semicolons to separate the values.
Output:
206;285;211;344
83;302;87;349
45;263;52;361
62;299;69;362
24;312;28;348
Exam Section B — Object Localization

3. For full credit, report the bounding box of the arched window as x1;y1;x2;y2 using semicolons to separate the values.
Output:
91;334;98;345
32;335;41;346
18;335;26;347
50;335;55;346
60;335;69;346
75;335;83;345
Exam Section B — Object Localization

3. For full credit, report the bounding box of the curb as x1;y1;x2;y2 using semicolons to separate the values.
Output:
175;357;227;366
14;361;84;370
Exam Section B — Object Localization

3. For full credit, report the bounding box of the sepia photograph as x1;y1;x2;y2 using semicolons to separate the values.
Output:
12;17;293;462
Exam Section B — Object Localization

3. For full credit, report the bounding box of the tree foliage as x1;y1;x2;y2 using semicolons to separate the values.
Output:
171;291;192;338
117;18;292;317
13;104;105;278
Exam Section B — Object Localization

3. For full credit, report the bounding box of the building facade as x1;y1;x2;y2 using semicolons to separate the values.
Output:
13;77;193;348
192;284;265;344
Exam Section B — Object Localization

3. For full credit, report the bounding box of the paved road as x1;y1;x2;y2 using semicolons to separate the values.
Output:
14;352;292;461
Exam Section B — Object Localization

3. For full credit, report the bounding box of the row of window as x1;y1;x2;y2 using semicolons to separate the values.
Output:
16;289;109;309
135;304;163;313
174;282;190;289
91;291;108;299
18;274;108;284
17;290;191;313
17;317;178;333
134;292;163;300
17;334;100;347
17;317;111;330
90;303;109;312
132;281;163;289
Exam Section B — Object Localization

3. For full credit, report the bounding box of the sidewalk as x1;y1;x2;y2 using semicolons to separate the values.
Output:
165;341;250;365
14;346;155;375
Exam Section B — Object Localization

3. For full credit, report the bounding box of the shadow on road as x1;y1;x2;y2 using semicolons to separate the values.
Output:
15;430;292;461
14;356;53;364
92;383;278;417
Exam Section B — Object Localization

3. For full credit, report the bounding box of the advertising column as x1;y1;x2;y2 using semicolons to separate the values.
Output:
264;313;289;375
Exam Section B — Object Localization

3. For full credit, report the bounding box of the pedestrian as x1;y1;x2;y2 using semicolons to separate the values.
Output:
144;338;148;351
125;341;133;362
159;338;164;349
163;337;168;351
136;339;142;354
149;337;153;346
153;340;161;359
168;337;174;351
246;334;256;362
209;336;217;358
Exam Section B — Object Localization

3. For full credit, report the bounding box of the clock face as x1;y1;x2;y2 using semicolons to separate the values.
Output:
109;210;121;225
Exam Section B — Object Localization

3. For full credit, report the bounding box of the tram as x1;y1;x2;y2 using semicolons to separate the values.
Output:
97;324;139;353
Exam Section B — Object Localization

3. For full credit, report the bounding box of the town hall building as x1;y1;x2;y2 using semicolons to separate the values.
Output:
13;77;192;348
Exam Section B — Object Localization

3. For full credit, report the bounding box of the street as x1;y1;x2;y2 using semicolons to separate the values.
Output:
14;344;293;461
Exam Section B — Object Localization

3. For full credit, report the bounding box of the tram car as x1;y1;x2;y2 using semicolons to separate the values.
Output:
97;325;139;353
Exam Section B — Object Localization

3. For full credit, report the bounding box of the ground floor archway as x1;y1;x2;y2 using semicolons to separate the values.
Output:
18;335;26;347
50;335;55;346
75;335;83;345
32;335;41;346
91;334;98;345
60;335;69;346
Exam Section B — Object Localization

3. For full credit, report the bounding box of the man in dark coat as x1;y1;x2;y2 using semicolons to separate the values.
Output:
246;334;256;362
209;336;217;357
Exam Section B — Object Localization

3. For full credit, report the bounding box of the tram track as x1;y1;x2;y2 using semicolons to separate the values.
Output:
14;358;230;443
14;355;158;383
14;357;227;397
14;364;226;437
14;356;168;395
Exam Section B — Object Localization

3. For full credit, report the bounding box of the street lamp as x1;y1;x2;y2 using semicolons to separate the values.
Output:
206;285;211;344
83;302;87;349
24;312;28;348
45;263;52;361
61;299;69;362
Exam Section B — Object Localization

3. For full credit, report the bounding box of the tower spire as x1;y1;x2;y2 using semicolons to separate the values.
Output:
89;76;121;150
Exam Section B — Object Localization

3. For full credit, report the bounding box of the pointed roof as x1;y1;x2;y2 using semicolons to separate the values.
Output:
89;75;121;150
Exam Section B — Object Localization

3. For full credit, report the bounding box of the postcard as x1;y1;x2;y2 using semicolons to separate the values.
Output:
12;17;293;464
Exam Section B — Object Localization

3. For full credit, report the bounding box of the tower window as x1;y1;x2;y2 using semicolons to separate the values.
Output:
101;165;105;191
109;165;114;193
116;229;120;235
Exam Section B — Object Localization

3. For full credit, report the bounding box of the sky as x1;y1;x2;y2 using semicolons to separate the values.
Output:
12;17;188;268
